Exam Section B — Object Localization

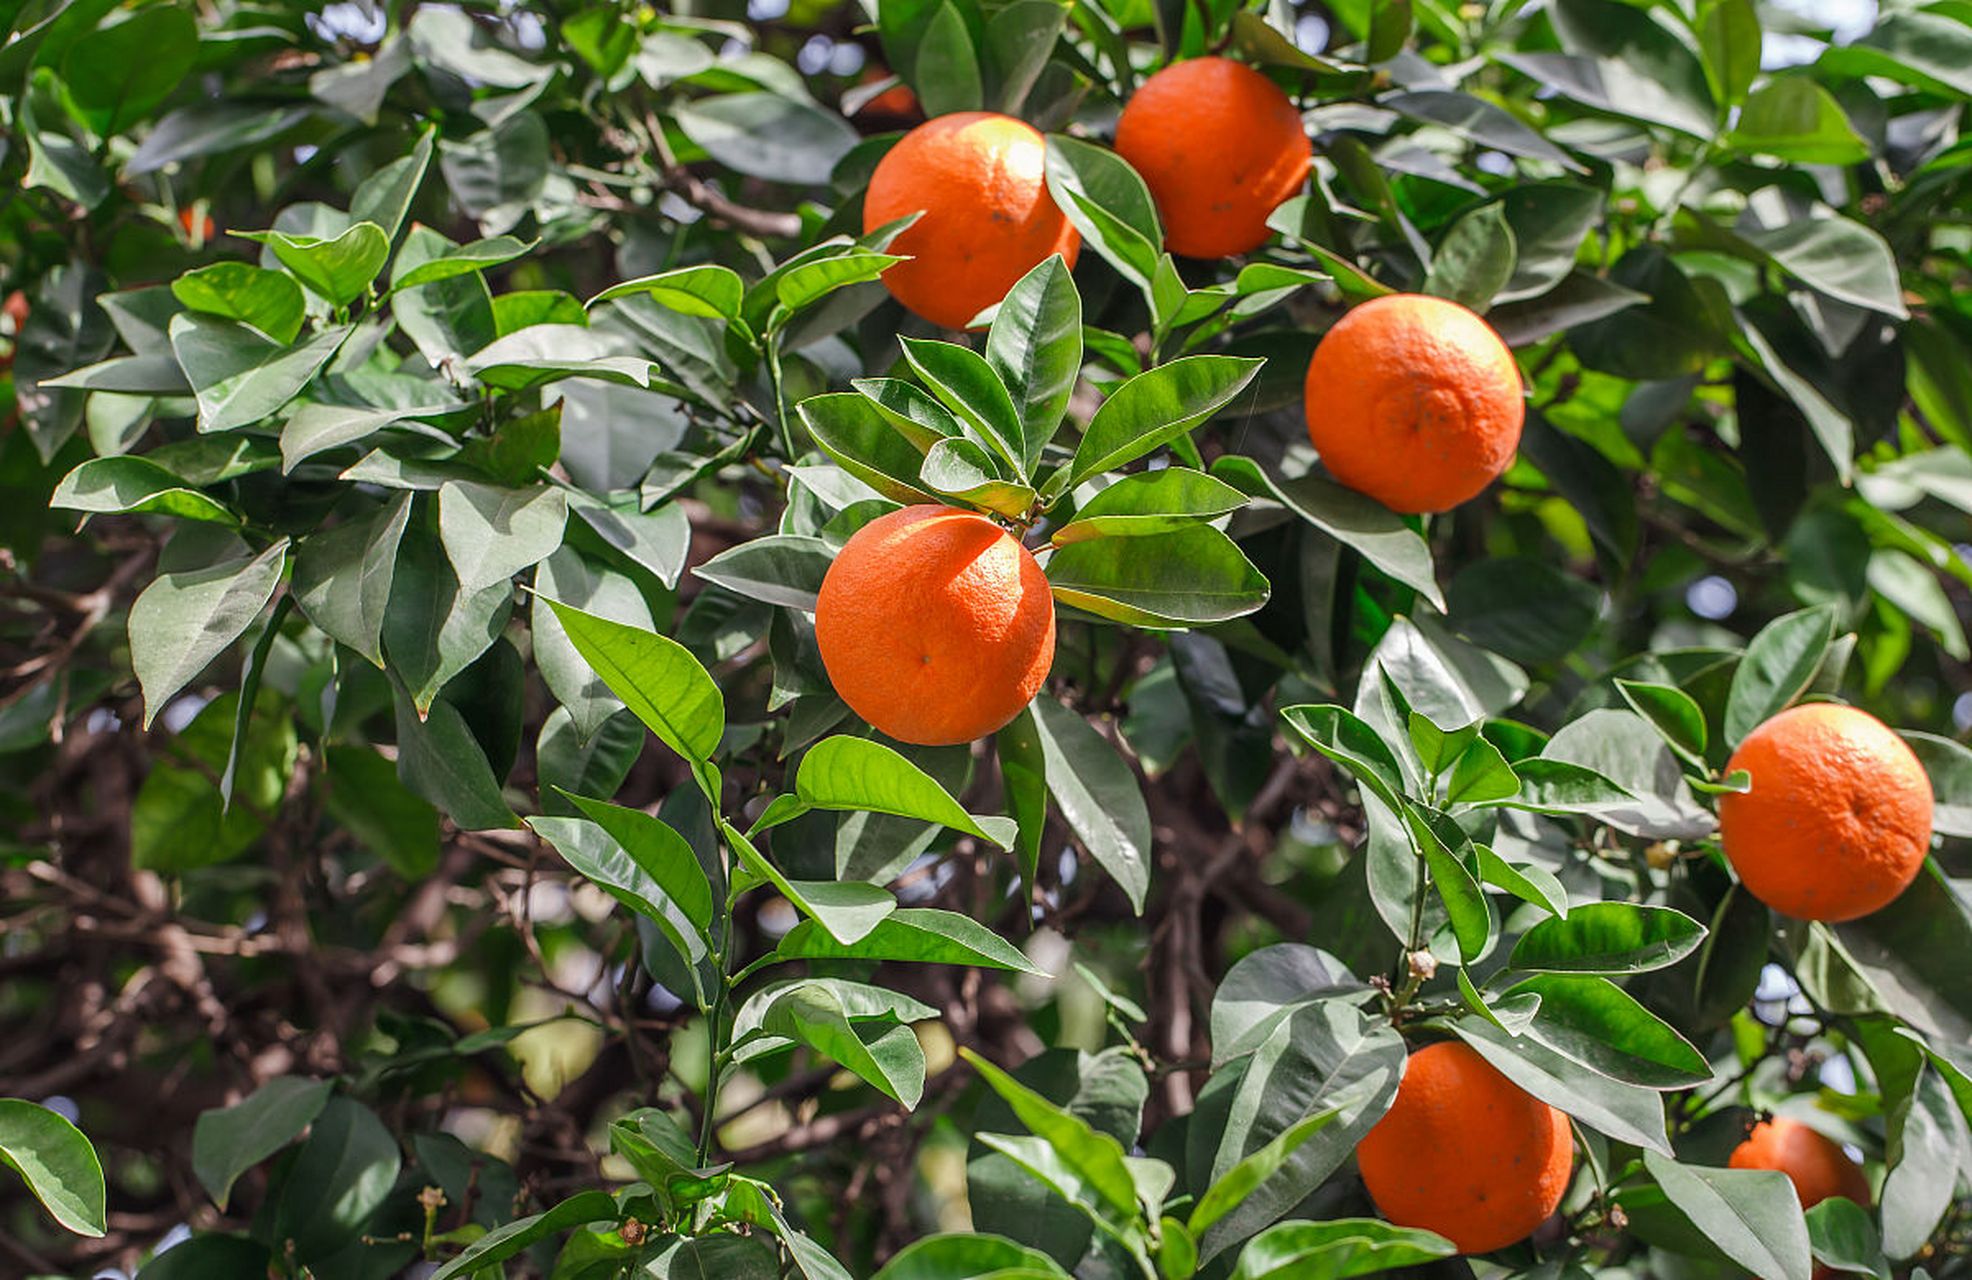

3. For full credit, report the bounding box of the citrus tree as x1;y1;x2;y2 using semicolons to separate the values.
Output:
2;0;1972;1277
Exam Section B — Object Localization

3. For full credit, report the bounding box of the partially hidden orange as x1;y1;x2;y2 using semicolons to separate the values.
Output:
814;505;1055;746
1729;1116;1871;1209
862;112;1080;330
1304;293;1525;514
1720;703;1933;922
1356;1040;1573;1254
1114;56;1312;259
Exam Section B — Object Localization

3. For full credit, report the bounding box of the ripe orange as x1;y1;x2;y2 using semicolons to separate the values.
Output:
179;206;216;242
1719;703;1932;922
814;505;1055;746
862;112;1080;330
1356;1040;1573;1254
1304;293;1525;514
1113;57;1311;259
856;68;922;125
1728;1117;1870;1209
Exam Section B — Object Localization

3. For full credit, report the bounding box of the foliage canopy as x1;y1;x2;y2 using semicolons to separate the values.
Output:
1;0;1971;1277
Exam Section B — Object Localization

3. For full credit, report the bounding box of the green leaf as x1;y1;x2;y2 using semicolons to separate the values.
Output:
1044;133;1163;289
1210;457;1444;611
1030;695;1153;913
726;824;898;945
1046;524;1269;627
1504;973;1713;1088
430;1190;619;1280
1229;1218;1456;1280
61;5;198;135
1406;803;1491;962
1452;1018;1672;1153
269;1097;402;1261
1199;1002;1405;1259
436;480;569;592
920;437;1038;518
1422;203;1516;313
1069;355;1263;486
0;1099;107;1237
238;222;391;308
694;534;835;612
289;495;410;662
1052;468;1247;544
899;337;1027;476
1460;966;1542;1036
1881;1063;1960;1260
1189;1091;1358;1236
796;735;1014;848
1443;735;1519;805
672;91;858;186
169;314;351;434
382;527;514;714
1697;0;1760;107
129;537;288;725
1476;844;1571;919
799;394;940;504
391;235;536;290
1741;217;1908;319
528;815;710;993
851;376;966;452
323;745;440;877
589;263;745;319
1512;902;1706;974
915;1;984;117
1279;704;1408;813
1727;77;1866;164
870;1233;1070;1280
51;456;238;526
1902;730;1972;839
960;1048;1141;1222
985;255;1082;472
543;599;724;765
1642;1149;1813;1280
350;128;435;240
172;263;305;343
566;794;715;932
758;983;929;1107
1820;9;1972;97
1384;90;1584;171
1723;603;1837;745
192;1077;333;1211
776;907;1046;974
1807;1186;1888;1276
775;247;909;317
392;684;519;831
1615;678;1708;765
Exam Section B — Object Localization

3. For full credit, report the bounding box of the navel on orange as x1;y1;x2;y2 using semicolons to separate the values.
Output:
814;505;1056;746
1303;293;1525;514
1114;57;1311;259
1719;702;1933;922
862;112;1080;330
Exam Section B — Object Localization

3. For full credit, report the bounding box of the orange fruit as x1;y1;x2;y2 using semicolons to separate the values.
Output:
179;206;216;242
814;505;1055;746
1304;293;1525;514
1356;1041;1573;1253
1728;1116;1870;1209
856;68;922;125
1719;703;1933;922
862;112;1080;330
1113;57;1311;259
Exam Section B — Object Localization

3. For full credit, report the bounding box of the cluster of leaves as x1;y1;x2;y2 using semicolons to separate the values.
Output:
1;0;1971;1277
